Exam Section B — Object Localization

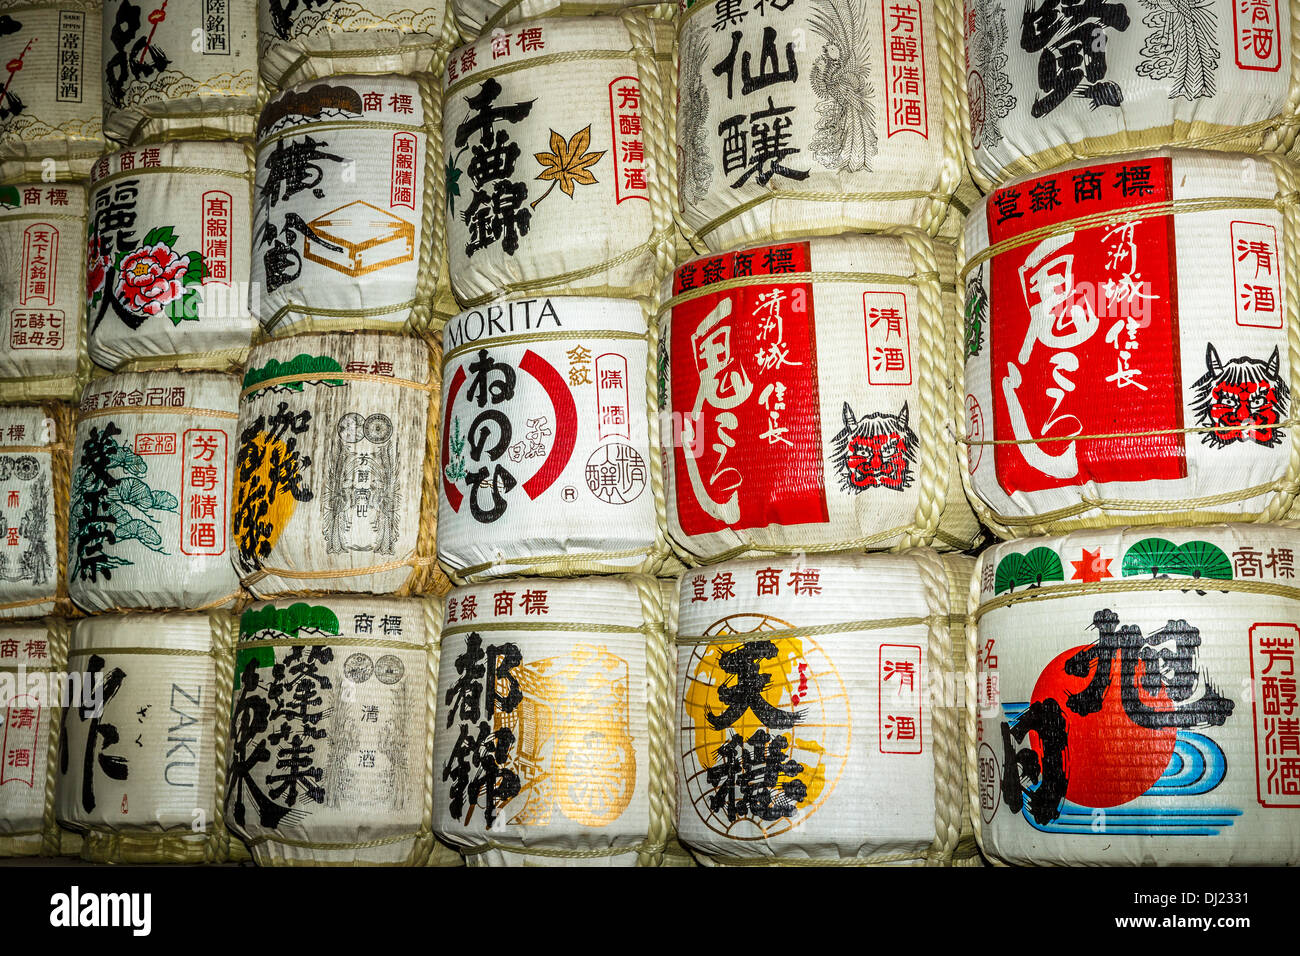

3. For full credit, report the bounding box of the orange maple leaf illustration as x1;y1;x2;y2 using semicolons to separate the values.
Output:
532;126;605;209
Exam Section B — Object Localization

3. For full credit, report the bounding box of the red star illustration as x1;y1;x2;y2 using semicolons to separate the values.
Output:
1071;548;1112;583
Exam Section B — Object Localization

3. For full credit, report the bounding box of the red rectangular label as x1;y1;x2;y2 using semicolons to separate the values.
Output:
1250;622;1300;807
19;223;58;306
1234;0;1281;71
880;643;922;754
133;432;176;455
883;0;928;138
1231;220;1282;329
988;157;1186;494
201;190;232;285
180;427;228;556
0;694;40;787
609;76;648;204
391;132;418;210
9;310;65;350
595;352;629;441
670;243;828;535
864;291;912;385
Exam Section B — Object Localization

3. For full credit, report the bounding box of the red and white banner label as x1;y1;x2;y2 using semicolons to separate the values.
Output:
670;242;828;535
987;157;1185;494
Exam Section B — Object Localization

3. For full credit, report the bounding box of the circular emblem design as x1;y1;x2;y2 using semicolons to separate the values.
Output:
679;613;851;841
337;412;365;443
343;653;373;683
364;413;394;443
584;443;646;505
375;654;405;684
12;456;38;481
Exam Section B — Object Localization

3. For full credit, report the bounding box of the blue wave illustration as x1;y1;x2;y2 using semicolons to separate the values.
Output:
1001;702;1242;836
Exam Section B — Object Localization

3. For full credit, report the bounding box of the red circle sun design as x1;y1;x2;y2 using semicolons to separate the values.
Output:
1028;645;1177;808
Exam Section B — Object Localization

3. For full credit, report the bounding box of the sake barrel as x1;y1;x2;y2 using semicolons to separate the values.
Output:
0;183;89;401
0;618;70;856
438;296;667;581
234;332;447;598
0;0;104;183
68;371;242;612
675;551;964;865
86;142;255;371
452;0;651;38
226;596;461;866
661;231;980;563
259;0;454;91
442;14;675;307
961;0;1299;190
676;0;963;251
252;74;441;339
100;0;258;145
56;611;240;863
971;524;1300;865
961;150;1300;536
433;575;676;865
0;404;72;620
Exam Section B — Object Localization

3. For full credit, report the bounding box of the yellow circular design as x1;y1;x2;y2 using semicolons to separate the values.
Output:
679;613;851;841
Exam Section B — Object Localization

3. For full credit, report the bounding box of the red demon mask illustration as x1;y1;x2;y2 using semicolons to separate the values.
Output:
1191;344;1289;448
830;402;917;492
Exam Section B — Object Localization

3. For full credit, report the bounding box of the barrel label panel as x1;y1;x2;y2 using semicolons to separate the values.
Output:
669;242;828;535
986;157;1185;494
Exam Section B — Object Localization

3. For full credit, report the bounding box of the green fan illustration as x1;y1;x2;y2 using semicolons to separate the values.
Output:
994;546;1065;593
1122;538;1232;581
1120;537;1186;578
1176;540;1233;581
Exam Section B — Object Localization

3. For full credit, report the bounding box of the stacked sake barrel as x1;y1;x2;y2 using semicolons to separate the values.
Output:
58;1;260;862
0;3;90;852
0;1;259;862
957;0;1300;865
427;0;703;867
654;0;983;866
212;1;461;868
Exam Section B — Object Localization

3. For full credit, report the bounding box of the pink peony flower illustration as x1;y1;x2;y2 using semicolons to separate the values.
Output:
114;242;191;317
